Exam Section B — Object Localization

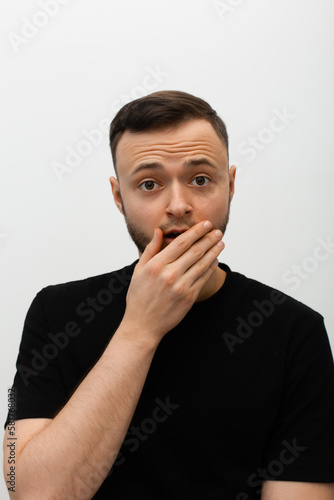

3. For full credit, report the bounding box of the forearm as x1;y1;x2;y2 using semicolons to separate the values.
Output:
16;324;158;500
11;221;224;499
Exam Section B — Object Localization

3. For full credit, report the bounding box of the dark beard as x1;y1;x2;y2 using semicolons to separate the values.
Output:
120;194;231;255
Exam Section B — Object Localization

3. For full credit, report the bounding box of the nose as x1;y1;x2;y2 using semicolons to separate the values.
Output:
165;182;192;218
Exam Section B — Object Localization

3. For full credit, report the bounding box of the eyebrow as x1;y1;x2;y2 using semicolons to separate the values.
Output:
131;158;217;176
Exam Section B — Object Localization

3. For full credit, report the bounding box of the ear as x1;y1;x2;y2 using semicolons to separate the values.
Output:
228;165;236;201
109;176;124;215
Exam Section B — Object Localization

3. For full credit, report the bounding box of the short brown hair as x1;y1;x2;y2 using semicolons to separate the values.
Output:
109;90;229;173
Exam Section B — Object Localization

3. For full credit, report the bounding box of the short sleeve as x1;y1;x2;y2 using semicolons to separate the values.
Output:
261;319;334;482
4;290;68;428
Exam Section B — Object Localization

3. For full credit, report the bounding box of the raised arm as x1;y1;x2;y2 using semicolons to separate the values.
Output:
3;220;224;500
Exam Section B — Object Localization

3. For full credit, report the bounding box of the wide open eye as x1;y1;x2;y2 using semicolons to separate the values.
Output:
191;176;210;187
139;180;159;191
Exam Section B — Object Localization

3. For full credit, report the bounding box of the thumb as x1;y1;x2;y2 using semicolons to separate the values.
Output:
139;228;163;266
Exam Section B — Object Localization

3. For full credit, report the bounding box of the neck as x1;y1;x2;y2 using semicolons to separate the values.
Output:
195;265;226;302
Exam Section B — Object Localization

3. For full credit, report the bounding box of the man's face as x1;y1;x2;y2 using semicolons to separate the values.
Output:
110;119;236;254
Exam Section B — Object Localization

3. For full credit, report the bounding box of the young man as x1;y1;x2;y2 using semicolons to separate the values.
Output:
3;91;334;500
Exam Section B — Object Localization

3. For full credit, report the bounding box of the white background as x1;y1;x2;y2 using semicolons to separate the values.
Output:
1;0;334;496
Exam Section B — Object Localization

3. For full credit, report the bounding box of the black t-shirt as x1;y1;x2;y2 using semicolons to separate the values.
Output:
6;262;334;499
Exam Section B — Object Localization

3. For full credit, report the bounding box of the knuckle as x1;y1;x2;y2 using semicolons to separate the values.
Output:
148;260;163;277
174;235;187;249
163;269;177;286
194;223;205;236
206;231;218;246
196;259;208;275
209;231;217;242
184;289;194;303
189;243;202;257
173;281;186;298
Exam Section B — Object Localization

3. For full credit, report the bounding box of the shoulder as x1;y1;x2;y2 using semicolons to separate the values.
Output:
224;264;324;330
33;260;138;315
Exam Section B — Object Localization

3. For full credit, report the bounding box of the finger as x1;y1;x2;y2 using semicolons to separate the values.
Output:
158;220;214;264
166;225;224;279
138;228;164;267
183;239;225;286
191;257;220;296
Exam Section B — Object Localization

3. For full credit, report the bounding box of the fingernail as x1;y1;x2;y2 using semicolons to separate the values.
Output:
217;240;224;247
204;221;212;230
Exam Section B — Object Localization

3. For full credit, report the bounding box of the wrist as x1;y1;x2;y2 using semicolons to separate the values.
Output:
113;318;161;353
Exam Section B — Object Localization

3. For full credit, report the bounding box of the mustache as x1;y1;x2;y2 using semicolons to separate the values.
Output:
159;220;196;233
